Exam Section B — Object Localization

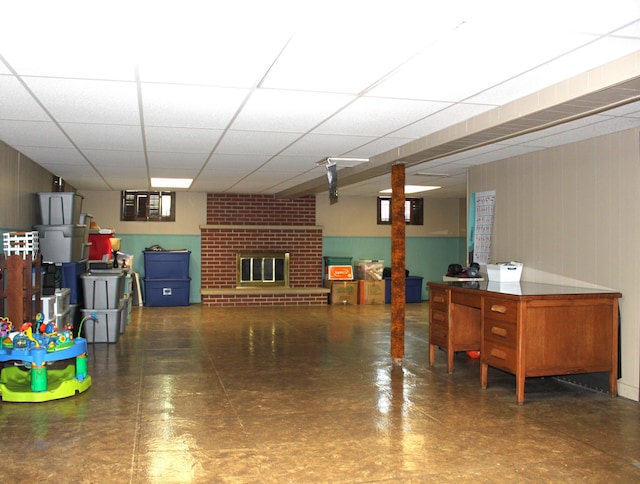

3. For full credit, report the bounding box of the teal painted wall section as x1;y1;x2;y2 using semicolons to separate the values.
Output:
322;236;466;300
116;234;202;304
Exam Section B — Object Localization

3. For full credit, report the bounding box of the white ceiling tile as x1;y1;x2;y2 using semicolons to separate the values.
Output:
0;75;50;121
216;130;302;155
145;126;223;154
231;89;355;132
260;16;461;94
280;133;378;157
61;124;144;151
0;120;73;148
315;97;451;137
262;154;325;170
142;84;250;129
24;77;140;124
204;154;273;171
147;152;209;169
83;150;146;167
18;147;87;165
1;2;640;197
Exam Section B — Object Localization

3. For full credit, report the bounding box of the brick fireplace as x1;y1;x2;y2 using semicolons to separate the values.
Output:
200;194;328;307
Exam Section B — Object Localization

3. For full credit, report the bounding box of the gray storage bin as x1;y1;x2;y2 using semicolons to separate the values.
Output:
35;224;87;263
37;192;83;225
81;301;124;343
81;270;125;309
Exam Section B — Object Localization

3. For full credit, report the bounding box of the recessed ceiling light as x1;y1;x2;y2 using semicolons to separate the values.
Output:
151;177;193;188
379;185;441;194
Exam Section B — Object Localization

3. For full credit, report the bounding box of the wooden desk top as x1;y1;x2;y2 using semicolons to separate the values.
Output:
427;281;621;299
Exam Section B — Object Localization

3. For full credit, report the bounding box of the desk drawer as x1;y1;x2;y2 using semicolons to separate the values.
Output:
483;297;518;323
429;288;449;311
429;323;448;347
483;319;517;348
483;341;517;371
430;308;448;326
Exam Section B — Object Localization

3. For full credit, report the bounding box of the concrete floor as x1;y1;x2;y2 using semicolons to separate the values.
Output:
2;302;640;483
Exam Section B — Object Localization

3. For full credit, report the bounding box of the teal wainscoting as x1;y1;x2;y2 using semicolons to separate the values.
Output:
322;236;466;301
116;234;202;304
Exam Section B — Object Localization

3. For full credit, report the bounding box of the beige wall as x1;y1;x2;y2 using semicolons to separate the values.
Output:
317;195;465;237
80;191;207;235
0;140;53;230
468;127;640;401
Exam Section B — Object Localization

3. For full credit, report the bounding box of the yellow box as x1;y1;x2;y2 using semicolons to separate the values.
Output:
358;280;385;304
324;280;358;305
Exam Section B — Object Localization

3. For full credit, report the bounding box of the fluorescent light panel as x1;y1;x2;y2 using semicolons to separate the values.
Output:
151;177;193;188
380;185;441;194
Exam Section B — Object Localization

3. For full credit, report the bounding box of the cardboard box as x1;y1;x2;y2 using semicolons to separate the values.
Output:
324;280;358;305
358;280;385;304
326;265;354;280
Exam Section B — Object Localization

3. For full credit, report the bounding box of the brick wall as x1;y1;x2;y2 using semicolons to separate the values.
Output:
206;193;316;225
201;194;326;307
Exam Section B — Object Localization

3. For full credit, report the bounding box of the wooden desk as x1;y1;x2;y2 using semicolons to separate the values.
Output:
427;281;621;404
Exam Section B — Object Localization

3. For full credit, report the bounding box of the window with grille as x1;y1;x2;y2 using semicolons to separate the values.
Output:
377;197;423;225
121;191;176;221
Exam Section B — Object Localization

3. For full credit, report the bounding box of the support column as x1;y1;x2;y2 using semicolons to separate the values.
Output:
390;163;406;363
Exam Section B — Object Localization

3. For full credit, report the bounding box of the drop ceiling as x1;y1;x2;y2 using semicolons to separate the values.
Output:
1;1;640;199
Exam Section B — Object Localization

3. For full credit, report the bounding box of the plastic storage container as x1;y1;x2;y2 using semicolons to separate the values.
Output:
143;250;190;279
81;301;125;343
37;192;83;225
384;276;424;303
143;278;190;306
81;270;125;309
61;259;88;305
88;233;113;261
35;224;86;263
323;256;352;279
486;262;523;282
354;260;384;281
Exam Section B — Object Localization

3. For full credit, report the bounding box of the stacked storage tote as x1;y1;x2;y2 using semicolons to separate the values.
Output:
80;269;126;343
143;250;190;306
34;192;89;331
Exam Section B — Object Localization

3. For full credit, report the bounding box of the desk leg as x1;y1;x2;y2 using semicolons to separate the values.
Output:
481;362;488;389
429;344;435;367
516;376;525;405
609;371;618;397
447;346;454;374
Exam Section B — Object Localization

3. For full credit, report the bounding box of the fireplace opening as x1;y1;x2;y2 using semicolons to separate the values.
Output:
236;252;290;288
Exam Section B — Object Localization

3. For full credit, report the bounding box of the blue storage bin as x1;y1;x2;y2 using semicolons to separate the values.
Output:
384;276;424;303
144;278;190;306
143;250;190;279
61;259;87;305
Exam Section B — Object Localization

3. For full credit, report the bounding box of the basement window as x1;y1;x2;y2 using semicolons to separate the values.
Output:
121;191;176;221
377;197;423;225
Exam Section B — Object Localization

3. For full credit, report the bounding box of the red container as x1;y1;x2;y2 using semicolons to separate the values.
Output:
88;233;113;261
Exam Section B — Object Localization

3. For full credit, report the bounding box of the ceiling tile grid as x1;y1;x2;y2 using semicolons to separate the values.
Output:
0;2;639;195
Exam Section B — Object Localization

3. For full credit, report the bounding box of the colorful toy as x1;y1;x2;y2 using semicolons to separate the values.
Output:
0;314;96;402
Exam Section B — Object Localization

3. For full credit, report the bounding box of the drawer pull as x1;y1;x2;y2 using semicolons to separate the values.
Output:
433;296;445;303
490;348;507;360
433;313;446;322
491;304;507;314
491;326;507;337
